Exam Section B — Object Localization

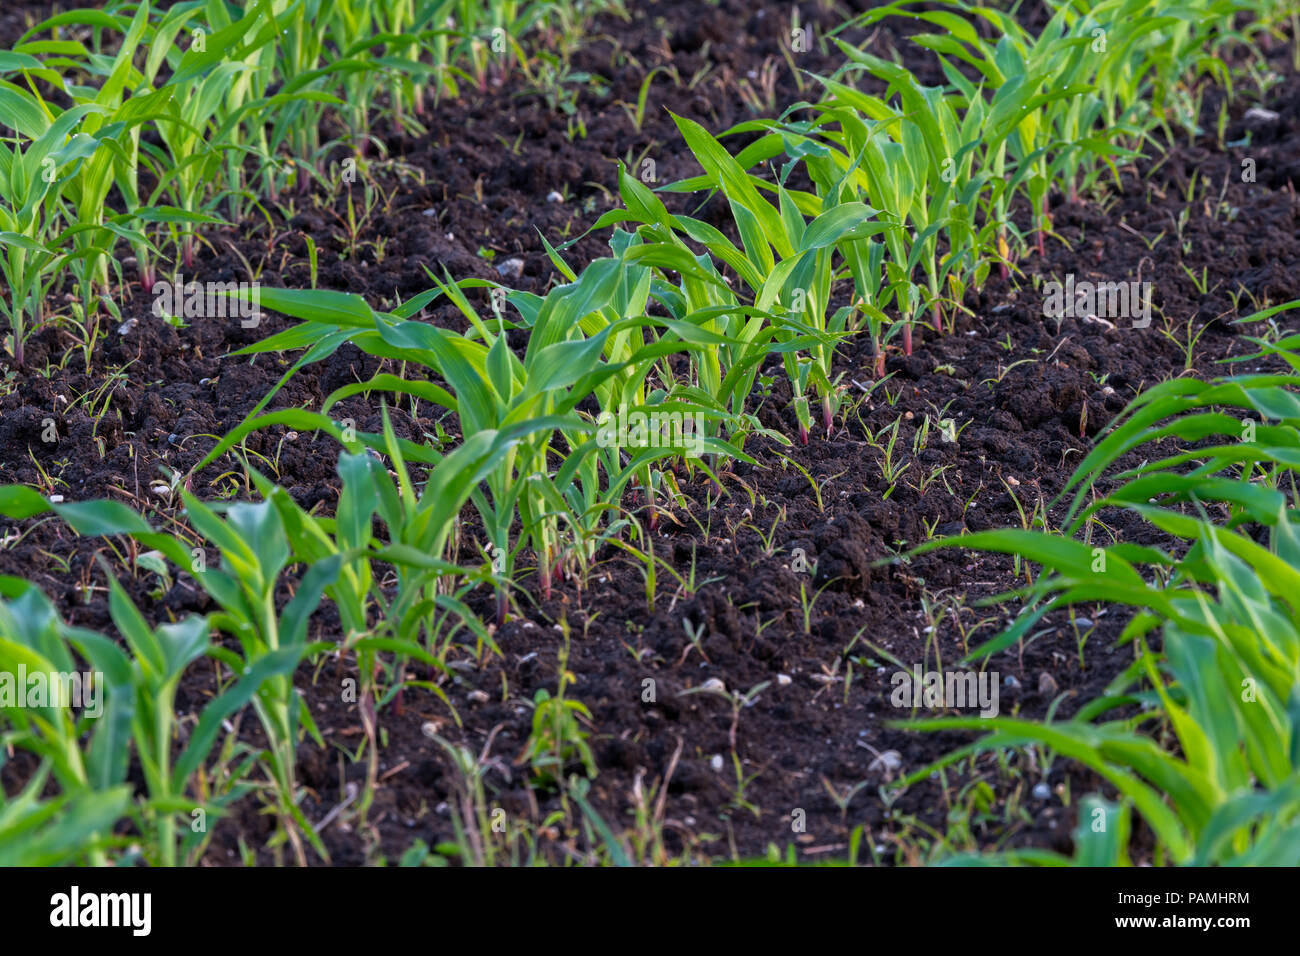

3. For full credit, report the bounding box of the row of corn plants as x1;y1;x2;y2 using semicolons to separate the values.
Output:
0;0;622;369
0;418;506;863
649;0;1250;378
909;304;1300;865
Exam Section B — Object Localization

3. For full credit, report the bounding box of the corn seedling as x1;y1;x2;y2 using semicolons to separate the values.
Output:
612;117;888;441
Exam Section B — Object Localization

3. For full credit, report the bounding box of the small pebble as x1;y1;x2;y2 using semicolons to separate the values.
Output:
1033;782;1051;800
496;257;525;280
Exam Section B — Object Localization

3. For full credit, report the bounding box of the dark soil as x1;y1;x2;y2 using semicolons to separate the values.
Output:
2;0;1299;864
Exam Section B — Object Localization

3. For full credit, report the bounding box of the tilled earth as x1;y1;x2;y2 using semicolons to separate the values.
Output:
1;0;1299;864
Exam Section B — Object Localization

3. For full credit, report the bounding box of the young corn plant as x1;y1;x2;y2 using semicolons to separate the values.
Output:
594;170;806;441
260;0;335;191
236;415;498;666
613;116;888;441
0;579;113;841
15;2;155;324
0;769;131;867
66;573;264;867
839;3;1106;264
908;306;1300;865
18;4;165;294
0;94;101;368
770;62;988;354
444;0;536;94
527;229;755;535
0;564;260;867
142;28;272;268
217;428;495;818
0;480;342;864
23;2;287;281
324;0;444;151
144;0;333;225
826;61;970;350
1042;0;1181;198
157;494;340;865
374;0;428;123
877;0;1240;256
710;112;912;368
194;0;358;199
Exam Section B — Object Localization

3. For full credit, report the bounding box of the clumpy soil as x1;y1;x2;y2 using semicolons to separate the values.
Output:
1;0;1298;864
